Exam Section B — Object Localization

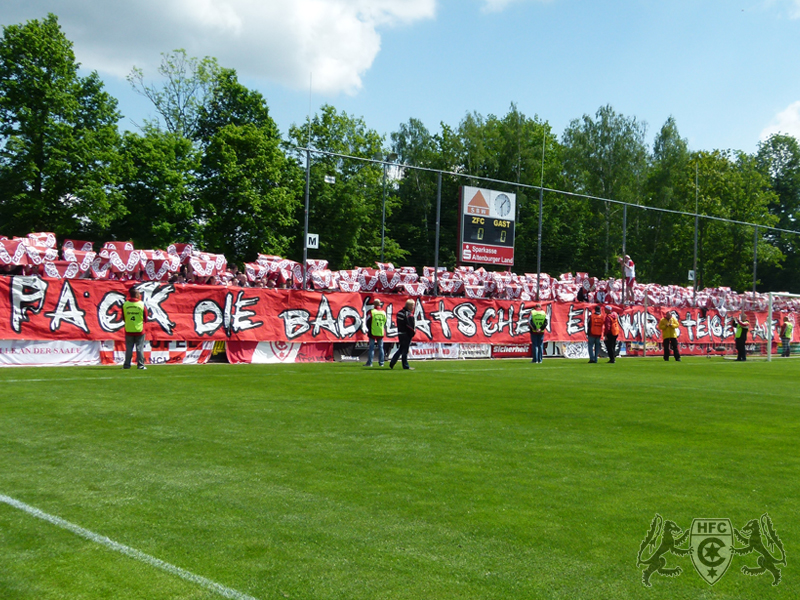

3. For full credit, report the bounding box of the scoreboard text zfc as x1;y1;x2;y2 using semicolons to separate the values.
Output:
463;215;515;247
459;186;516;266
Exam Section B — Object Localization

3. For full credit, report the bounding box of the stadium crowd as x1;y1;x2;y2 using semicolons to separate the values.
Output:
1;232;798;314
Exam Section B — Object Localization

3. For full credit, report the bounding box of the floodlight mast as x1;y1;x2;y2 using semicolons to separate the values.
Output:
303;147;310;291
380;153;398;263
693;163;699;304
536;134;545;301
433;172;442;297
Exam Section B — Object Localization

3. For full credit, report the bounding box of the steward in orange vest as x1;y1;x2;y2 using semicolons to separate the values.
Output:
586;305;605;363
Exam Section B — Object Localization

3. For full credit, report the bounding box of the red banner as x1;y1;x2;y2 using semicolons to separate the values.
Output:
0;276;796;345
460;243;514;266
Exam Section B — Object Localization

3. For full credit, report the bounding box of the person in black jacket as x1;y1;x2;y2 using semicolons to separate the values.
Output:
390;299;416;370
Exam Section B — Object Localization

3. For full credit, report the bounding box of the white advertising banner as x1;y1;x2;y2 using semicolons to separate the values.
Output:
407;342;461;360
458;343;492;359
250;341;303;364
0;340;101;366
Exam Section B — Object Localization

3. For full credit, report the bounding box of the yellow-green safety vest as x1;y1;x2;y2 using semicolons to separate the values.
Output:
370;309;387;337
123;300;145;333
530;310;547;331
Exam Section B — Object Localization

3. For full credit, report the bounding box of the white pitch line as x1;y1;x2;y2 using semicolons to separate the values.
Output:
0;494;260;600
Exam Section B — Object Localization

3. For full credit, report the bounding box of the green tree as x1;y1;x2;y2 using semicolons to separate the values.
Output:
389;118;440;267
195;71;301;263
635;117;694;284
114;129;199;249
693;150;781;291
0;13;123;237
756;133;800;292
289;105;404;269
128;59;301;262
562;105;649;276
389;118;466;269
199;123;300;263
128;49;219;139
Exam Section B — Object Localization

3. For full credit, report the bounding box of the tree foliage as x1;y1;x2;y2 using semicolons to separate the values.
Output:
124;60;301;262
0;13;123;237
116;129;199;249
289;105;406;268
756;134;800;291
562;105;649;276
128;49;219;139
1;15;799;290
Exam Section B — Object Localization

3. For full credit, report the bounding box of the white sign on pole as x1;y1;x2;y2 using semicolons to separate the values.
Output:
688;270;695;281
307;233;319;249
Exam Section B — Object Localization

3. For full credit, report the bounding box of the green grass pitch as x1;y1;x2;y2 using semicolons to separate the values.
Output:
0;356;798;599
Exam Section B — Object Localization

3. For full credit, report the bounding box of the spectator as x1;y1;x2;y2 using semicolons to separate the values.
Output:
658;310;681;362
734;311;750;361
576;283;588;303
390;299;416;370
618;255;636;304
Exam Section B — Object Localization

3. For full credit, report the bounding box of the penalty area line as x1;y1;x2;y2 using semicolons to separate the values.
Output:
0;494;260;600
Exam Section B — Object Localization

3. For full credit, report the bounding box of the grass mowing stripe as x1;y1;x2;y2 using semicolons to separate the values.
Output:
0;494;260;600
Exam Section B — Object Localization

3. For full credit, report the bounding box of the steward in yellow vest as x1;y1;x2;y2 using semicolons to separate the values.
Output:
529;303;548;364
780;319;794;357
658;311;681;362
122;288;148;370
365;299;387;367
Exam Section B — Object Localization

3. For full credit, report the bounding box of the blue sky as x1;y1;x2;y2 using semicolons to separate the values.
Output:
3;0;800;153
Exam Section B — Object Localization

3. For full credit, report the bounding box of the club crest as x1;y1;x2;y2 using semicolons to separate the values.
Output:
689;518;733;585
638;514;786;587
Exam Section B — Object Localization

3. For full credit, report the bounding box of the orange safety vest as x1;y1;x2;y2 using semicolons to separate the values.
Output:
589;313;605;337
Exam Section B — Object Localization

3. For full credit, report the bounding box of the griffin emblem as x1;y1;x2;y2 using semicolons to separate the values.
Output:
637;514;692;587
731;514;787;586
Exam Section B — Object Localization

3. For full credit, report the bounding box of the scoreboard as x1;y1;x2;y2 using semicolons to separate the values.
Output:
459;186;516;266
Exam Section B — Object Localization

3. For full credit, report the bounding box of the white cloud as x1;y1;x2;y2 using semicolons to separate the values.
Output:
0;0;436;95
761;101;800;141
481;0;550;14
764;0;800;19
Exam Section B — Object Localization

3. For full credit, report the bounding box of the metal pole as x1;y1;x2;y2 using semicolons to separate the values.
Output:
767;292;773;362
622;204;627;304
536;133;545;301
381;162;386;263
642;294;648;358
622;205;627;255
693;163;699;304
303;148;310;291
752;225;758;297
433;171;442;296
